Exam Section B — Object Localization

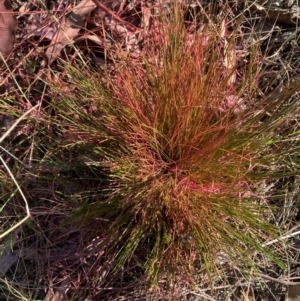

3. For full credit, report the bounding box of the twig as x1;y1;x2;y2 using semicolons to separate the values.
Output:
263;229;300;247
258;273;300;286
234;267;300;286
91;0;137;32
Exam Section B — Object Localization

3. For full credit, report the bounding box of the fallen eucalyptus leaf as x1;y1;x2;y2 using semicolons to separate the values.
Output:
45;0;96;64
0;0;17;56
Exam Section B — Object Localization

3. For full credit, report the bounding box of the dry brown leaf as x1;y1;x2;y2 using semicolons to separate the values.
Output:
0;0;17;56
45;0;96;64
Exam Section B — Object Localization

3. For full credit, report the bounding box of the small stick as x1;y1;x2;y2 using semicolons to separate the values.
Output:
258;273;300;286
263;229;300;247
91;0;137;32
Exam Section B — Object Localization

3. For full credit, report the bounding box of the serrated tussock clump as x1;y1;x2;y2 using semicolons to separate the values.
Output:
55;6;300;285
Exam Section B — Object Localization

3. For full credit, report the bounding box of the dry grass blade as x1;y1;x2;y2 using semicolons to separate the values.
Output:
0;105;37;239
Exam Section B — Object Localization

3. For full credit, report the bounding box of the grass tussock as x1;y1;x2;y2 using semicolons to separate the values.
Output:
53;5;300;286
